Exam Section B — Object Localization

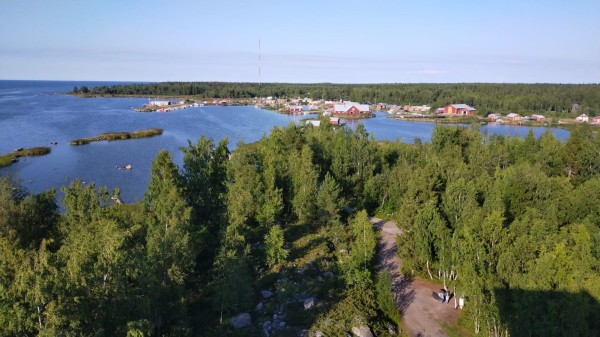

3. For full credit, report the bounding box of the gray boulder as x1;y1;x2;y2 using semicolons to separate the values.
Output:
263;321;272;337
303;297;316;310
255;302;264;311
261;290;274;298
230;313;251;329
351;325;373;337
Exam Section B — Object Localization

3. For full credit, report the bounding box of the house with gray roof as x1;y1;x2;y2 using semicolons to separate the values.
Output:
443;104;477;115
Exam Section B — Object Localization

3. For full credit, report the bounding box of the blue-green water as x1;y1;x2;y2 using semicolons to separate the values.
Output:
0;80;570;202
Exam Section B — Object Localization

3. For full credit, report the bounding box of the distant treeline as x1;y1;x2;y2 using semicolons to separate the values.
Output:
83;82;600;115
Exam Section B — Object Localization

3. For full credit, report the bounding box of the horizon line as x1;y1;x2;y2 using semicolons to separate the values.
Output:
1;79;599;85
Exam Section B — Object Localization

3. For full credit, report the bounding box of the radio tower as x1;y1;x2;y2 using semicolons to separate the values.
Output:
258;38;261;86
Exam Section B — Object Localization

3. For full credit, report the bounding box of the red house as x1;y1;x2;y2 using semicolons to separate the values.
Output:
506;113;522;121
333;102;370;115
530;114;545;122
488;113;502;121
444;104;477;115
287;105;303;114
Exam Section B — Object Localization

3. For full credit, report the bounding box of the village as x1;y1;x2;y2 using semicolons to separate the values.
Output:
141;96;600;128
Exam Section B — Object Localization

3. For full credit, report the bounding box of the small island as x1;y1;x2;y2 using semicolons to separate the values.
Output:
70;128;163;146
0;147;52;168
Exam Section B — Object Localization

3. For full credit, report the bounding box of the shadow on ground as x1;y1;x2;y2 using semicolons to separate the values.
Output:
494;288;600;337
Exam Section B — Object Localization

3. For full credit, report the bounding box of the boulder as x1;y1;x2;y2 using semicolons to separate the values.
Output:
303;297;316;310
255;302;264;311
279;321;286;327
261;290;274;299
351;325;373;337
230;313;251;329
314;331;325;337
387;323;397;335
263;321;272;337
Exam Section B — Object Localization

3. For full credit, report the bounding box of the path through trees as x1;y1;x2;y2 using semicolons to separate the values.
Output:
372;217;460;337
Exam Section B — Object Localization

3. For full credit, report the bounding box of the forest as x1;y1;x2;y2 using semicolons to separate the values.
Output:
1;119;600;337
80;82;600;116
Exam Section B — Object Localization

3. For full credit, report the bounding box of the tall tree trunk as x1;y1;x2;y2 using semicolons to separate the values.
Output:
37;305;43;330
426;259;433;280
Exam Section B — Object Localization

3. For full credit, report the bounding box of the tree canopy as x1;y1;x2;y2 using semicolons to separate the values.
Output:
2;121;600;336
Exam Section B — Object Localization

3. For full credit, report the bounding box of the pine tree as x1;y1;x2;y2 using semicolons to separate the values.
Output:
264;225;287;268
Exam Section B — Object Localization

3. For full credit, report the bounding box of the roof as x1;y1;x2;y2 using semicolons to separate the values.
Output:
334;102;370;112
450;104;476;110
506;113;521;118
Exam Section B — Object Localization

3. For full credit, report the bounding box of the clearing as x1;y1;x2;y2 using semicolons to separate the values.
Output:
371;217;461;337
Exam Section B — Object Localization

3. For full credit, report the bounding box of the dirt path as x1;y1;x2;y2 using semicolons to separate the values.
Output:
371;217;460;337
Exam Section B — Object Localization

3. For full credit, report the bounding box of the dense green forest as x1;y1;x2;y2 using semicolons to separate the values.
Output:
2;120;600;337
81;82;600;115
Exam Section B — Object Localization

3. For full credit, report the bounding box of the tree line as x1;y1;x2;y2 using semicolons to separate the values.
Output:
81;82;600;115
2;120;600;336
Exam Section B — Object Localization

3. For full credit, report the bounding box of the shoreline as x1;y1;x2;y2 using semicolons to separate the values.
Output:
68;92;591;132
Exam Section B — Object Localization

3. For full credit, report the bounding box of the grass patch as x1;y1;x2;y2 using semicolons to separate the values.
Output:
0;147;52;168
70;128;163;146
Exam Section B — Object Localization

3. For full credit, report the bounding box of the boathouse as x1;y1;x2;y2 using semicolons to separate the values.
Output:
443;104;477;115
506;113;523;121
333;102;370;115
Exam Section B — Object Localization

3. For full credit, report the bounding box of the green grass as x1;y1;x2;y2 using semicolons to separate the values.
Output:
0;147;52;168
70;128;163;146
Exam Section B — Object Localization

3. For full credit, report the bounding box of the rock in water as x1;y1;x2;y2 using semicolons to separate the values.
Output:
351;326;374;337
230;313;251;329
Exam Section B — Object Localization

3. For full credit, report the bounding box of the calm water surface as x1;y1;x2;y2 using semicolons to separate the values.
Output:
0;81;570;202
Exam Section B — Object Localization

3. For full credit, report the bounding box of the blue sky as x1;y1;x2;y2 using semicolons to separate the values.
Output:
1;0;598;83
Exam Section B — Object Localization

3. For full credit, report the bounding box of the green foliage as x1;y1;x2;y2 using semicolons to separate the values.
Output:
211;225;253;319
4;120;600;337
0;147;52;168
346;210;377;274
264;225;287;268
376;271;401;325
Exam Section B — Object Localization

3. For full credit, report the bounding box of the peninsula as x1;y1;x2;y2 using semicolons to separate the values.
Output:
0;147;51;168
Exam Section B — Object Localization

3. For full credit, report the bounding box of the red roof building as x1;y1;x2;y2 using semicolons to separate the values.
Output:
444;104;477;115
333;102;370;115
506;113;522;121
287;105;303;113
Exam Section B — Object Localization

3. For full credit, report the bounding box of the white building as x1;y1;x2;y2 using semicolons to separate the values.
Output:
148;100;171;107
